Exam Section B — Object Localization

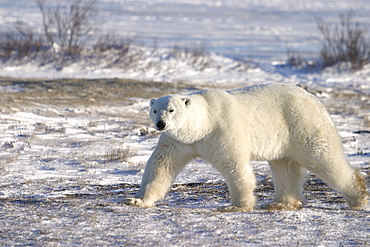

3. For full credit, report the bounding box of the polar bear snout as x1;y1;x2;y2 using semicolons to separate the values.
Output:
156;121;166;130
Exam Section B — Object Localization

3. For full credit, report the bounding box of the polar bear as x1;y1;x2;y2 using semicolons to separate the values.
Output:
125;84;368;211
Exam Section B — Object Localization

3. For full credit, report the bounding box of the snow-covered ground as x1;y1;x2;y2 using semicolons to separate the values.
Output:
0;78;369;246
0;0;370;246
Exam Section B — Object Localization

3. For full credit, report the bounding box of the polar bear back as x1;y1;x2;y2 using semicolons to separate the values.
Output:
189;84;338;161
195;83;329;129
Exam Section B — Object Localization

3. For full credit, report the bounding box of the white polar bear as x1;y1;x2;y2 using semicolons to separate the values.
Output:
126;84;368;211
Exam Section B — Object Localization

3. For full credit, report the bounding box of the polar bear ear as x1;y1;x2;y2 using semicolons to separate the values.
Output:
182;97;191;107
150;99;156;106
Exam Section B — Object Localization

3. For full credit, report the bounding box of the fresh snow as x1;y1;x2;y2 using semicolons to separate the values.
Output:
0;0;370;246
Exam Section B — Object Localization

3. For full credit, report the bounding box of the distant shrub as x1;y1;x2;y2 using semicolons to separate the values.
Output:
0;0;144;68
1;0;101;61
285;47;305;68
92;34;135;66
37;0;100;56
0;22;45;60
93;34;132;54
316;10;370;71
170;43;212;70
285;47;318;72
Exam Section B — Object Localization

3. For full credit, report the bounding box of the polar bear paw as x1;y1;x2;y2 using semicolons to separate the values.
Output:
124;198;154;207
217;206;253;212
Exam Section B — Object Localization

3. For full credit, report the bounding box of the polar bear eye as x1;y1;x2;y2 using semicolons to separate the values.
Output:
169;109;174;113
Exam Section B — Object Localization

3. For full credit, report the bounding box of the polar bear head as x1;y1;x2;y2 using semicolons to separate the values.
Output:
150;95;192;132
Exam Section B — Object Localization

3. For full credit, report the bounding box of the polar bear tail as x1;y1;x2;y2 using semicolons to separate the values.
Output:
346;170;368;209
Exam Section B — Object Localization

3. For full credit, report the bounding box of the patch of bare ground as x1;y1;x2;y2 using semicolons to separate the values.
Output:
0;77;196;108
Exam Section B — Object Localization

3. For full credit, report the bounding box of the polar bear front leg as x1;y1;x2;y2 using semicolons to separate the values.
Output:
125;135;194;207
217;162;256;212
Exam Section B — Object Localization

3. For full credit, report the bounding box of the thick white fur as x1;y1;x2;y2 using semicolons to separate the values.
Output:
126;84;368;211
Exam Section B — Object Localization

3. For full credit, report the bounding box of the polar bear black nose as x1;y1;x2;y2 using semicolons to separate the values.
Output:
156;121;166;130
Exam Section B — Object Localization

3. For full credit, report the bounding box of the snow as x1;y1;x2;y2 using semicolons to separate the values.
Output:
0;0;370;246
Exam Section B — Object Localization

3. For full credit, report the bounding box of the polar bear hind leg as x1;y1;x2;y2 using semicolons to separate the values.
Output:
307;157;367;209
296;144;368;209
262;158;307;210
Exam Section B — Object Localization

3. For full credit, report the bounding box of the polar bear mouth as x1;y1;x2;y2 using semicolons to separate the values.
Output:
156;121;166;131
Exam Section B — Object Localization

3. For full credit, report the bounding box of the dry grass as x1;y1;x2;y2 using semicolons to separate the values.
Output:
0;77;193;109
105;146;133;163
